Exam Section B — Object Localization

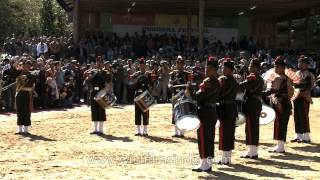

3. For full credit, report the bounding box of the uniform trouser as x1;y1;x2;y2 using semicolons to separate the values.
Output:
273;103;291;141
244;99;262;146
91;91;106;122
197;107;217;158
293;98;310;134
16;91;31;126
135;103;149;125
219;118;236;151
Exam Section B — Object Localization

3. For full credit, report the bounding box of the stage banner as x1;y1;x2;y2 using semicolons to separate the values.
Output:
205;17;238;28
155;14;197;27
113;25;238;44
112;13;155;25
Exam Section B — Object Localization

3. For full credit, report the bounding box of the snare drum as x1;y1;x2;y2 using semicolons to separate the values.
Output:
94;88;117;109
134;90;155;112
174;99;200;132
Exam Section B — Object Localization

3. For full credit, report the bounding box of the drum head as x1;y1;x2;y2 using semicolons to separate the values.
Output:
236;113;246;126
94;88;106;100
260;105;276;125
106;94;117;107
134;91;148;102
176;115;200;131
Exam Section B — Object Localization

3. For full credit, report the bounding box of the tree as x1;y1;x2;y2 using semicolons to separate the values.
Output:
0;0;71;45
40;0;55;35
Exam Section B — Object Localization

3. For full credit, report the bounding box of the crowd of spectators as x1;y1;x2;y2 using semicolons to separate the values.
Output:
1;31;320;113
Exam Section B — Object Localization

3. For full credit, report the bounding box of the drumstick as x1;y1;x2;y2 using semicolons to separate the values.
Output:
173;83;197;88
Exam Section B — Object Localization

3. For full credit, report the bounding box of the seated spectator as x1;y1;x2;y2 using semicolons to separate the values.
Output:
58;83;73;108
45;77;59;108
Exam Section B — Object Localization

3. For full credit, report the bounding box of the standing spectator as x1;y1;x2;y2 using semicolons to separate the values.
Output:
3;38;17;56
55;61;65;89
2;59;19;111
49;37;61;60
158;60;170;102
36;38;48;57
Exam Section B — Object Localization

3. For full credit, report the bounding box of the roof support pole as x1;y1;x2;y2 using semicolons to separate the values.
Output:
198;0;205;50
73;0;80;43
187;12;192;48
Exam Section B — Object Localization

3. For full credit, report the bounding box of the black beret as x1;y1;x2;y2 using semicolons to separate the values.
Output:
274;58;286;67
139;57;146;64
223;60;235;70
250;58;261;69
206;56;219;69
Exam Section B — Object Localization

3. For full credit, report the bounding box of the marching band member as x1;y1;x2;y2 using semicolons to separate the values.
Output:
185;56;220;172
85;60;112;135
239;59;264;159
15;60;36;135
131;58;151;136
292;56;315;143
265;58;293;153
217;60;239;164
169;56;192;138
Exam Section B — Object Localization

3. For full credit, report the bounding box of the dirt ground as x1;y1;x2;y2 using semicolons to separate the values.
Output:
0;99;319;180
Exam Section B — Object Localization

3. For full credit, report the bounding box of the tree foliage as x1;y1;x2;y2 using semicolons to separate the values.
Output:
0;0;71;43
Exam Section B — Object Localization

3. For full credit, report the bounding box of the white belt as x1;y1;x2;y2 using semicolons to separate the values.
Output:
94;87;100;91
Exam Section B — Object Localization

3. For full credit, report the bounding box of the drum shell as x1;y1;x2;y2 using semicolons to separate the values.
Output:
94;89;117;109
174;100;200;131
134;91;155;112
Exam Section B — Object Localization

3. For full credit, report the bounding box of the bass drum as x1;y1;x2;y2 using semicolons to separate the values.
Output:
174;99;200;132
259;104;276;125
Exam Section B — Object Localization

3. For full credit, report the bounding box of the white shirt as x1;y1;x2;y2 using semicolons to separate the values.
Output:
36;42;48;56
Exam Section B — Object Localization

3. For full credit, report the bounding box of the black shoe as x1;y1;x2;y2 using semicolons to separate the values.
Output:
268;150;285;153
290;139;302;143
23;132;31;135
90;131;98;135
135;133;142;136
192;167;212;172
172;135;180;138
96;132;104;135
14;132;24;135
217;161;230;165
179;135;185;138
302;140;311;144
240;155;258;159
142;134;149;137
